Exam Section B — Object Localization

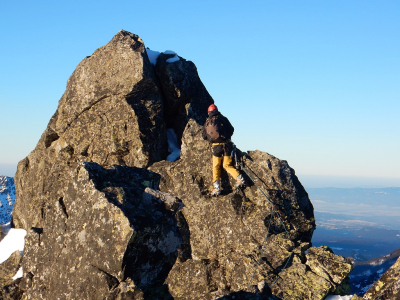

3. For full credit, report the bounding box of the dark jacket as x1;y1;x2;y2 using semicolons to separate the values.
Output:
202;110;234;143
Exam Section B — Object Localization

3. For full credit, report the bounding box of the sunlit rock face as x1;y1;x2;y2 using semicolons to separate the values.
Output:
150;121;352;300
7;30;354;300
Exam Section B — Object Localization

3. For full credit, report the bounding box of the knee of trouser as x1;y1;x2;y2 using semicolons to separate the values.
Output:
222;156;234;168
213;155;223;167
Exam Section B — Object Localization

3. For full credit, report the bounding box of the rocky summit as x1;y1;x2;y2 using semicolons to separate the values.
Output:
3;30;354;300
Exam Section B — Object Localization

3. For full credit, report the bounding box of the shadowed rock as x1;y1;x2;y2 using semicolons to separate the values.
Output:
155;52;214;142
15;162;181;299
149;120;351;299
9;30;354;300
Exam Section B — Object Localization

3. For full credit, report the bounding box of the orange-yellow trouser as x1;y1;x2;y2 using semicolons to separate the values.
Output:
212;143;240;182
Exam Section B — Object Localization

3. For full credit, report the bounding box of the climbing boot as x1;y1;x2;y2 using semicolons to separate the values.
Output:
211;180;221;196
234;174;245;190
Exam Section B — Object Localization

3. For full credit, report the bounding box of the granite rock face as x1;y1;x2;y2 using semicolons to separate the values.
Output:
150;120;352;300
9;30;354;299
16;162;181;299
0;251;22;287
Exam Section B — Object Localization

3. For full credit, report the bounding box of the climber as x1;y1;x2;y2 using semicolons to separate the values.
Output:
202;104;245;196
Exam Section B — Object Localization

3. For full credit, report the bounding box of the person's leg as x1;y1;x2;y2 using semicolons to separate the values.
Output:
222;155;240;179
212;155;223;182
222;142;245;189
212;143;224;196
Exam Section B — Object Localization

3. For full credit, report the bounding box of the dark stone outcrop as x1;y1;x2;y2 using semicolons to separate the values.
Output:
8;30;354;299
150;120;352;300
0;251;22;287
154;53;214;143
16;162;181;299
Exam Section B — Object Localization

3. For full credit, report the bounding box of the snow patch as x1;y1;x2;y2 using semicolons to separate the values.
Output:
0;228;27;264
325;295;353;300
166;129;180;162
163;50;176;55
12;267;23;280
166;55;180;63
146;49;161;65
146;48;180;65
0;222;27;280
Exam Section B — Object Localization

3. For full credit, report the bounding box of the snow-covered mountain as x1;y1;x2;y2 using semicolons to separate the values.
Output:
349;246;400;296
0;176;15;224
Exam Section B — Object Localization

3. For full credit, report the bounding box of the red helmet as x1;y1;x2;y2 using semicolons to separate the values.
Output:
207;104;218;113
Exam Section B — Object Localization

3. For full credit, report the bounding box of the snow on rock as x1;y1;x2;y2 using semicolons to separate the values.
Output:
166;55;180;63
325;295;353;300
146;49;180;65
0;176;16;224
164;50;179;63
12;267;23;280
0;228;27;264
146;48;161;65
0;225;27;280
163;50;176;55
166;128;181;162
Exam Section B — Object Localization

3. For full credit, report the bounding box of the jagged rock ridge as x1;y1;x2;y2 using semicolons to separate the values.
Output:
6;30;354;300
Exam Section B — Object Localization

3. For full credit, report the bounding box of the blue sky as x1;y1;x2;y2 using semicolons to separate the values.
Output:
0;1;399;187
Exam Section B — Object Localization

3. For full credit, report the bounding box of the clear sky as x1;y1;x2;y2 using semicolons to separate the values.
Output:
0;0;399;187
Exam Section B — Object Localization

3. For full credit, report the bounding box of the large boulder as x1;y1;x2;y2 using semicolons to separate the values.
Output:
149;120;352;299
13;29;167;231
17;162;181;299
11;30;177;299
9;30;354;300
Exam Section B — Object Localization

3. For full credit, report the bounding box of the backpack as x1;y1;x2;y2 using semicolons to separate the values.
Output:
204;115;226;143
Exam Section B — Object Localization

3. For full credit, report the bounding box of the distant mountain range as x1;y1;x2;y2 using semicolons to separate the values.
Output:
0;175;15;224
308;187;400;296
308;187;400;230
349;246;400;296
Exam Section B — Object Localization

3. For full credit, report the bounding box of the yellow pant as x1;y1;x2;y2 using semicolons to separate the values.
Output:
212;155;240;182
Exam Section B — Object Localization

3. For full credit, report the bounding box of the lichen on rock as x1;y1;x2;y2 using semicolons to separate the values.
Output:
8;30;355;300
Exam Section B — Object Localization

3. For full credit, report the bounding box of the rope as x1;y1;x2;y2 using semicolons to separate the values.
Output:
239;159;349;293
238;162;291;239
239;161;294;290
246;206;275;290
